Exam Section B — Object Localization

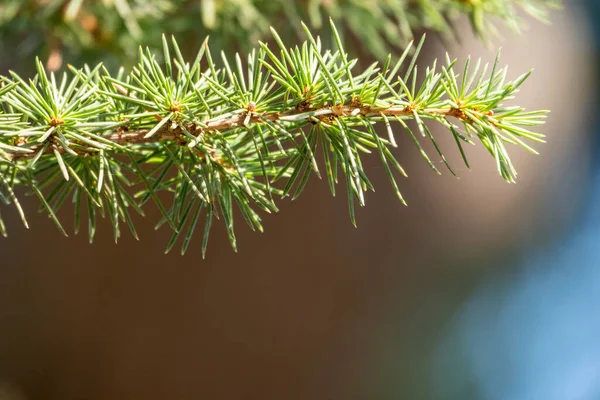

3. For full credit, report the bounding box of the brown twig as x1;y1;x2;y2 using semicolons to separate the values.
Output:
6;104;469;162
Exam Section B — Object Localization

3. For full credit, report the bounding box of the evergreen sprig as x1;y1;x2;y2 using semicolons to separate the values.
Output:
0;21;547;256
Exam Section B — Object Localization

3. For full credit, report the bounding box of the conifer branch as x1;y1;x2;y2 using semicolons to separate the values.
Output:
0;21;548;256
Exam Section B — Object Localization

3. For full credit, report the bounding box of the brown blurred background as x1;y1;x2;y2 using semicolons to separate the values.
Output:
0;3;595;399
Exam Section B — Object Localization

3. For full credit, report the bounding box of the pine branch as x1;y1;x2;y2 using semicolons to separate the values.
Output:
0;21;548;256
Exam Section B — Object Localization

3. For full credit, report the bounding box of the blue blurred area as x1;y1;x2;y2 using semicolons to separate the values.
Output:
432;2;600;399
433;209;600;398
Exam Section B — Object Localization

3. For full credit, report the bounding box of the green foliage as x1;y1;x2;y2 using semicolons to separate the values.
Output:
0;0;561;70
0;20;547;256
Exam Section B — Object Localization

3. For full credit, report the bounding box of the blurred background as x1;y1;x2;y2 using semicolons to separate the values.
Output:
0;1;597;399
